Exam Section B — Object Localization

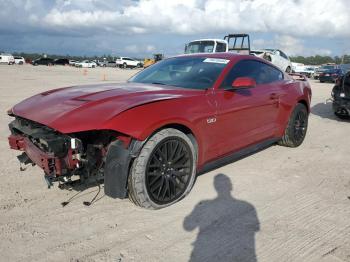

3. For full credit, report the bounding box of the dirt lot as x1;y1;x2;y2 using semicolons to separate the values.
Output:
0;65;349;262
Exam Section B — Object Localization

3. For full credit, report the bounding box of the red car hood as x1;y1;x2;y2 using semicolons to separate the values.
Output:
12;82;201;133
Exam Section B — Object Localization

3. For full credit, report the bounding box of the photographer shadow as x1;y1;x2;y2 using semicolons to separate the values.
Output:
184;174;260;262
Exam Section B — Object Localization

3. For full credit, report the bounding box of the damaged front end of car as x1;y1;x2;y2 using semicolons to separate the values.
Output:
8;116;143;198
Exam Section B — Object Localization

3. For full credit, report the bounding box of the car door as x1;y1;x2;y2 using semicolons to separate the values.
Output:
271;50;283;70
130;59;137;66
213;60;284;156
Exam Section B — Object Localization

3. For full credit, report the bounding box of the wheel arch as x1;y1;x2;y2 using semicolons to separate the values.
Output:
104;122;201;200
145;123;200;161
297;99;309;113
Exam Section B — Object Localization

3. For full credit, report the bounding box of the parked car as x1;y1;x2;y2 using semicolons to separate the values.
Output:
116;57;143;68
69;60;77;66
7;53;311;209
293;64;318;78
74;60;97;68
106;61;118;67
32;58;55;66
313;67;324;80
14;56;25;65
318;65;343;83
96;60;108;67
54;58;69;66
0;53;15;65
251;49;292;73
331;71;350;119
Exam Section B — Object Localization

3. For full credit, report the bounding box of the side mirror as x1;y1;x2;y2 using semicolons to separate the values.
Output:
232;77;256;89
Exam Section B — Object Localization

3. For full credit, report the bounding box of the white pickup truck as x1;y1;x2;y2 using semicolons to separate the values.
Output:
185;34;292;73
0;53;15;65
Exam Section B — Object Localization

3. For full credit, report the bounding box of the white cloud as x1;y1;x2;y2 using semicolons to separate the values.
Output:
124;44;156;54
38;0;350;38
0;0;349;56
274;35;304;55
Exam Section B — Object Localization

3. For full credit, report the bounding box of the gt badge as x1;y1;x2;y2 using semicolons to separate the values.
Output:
207;117;217;124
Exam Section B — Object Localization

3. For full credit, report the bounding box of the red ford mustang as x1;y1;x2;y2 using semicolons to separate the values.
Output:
7;53;311;209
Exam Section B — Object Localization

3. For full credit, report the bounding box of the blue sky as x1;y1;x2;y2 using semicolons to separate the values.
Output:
0;0;349;57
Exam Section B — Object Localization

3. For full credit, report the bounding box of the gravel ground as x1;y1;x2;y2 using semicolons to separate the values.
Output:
0;64;349;262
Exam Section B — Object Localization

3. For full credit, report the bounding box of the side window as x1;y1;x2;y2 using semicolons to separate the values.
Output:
279;50;288;60
221;60;283;88
215;43;226;52
261;64;283;83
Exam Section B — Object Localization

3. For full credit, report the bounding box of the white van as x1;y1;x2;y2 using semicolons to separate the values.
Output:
0;54;15;65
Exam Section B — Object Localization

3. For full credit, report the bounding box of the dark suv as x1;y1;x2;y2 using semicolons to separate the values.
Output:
54;58;69;66
32;58;55;66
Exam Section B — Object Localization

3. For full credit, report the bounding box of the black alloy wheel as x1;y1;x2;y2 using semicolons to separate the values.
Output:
127;128;197;209
279;103;308;147
146;138;193;205
293;109;307;144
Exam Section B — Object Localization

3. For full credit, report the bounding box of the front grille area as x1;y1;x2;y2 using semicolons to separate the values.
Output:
9;117;70;158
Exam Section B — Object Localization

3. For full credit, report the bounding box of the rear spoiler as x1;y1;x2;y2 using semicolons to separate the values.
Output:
288;73;307;81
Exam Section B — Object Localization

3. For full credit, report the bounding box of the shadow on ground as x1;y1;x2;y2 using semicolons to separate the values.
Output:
184;174;260;262
311;102;350;122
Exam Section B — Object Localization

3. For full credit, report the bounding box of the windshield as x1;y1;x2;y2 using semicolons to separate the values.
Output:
129;57;229;90
185;41;215;54
321;65;336;70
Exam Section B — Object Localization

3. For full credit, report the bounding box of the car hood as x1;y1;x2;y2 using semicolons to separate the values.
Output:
12;82;201;133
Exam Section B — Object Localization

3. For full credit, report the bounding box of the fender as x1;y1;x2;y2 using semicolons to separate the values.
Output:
102;96;211;167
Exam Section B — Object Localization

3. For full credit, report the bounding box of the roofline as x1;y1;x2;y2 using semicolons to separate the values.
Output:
188;39;228;43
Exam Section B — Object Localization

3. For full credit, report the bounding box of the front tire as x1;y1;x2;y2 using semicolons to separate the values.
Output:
128;128;197;209
123;63;127;69
279;103;308;147
286;66;292;73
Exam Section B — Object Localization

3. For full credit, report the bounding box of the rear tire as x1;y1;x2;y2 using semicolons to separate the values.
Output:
279;103;308;147
128;128;197;209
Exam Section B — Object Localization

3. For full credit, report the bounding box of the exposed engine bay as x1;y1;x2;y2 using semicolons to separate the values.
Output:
8;117;121;188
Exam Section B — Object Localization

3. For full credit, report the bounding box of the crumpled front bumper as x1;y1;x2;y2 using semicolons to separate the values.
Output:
8;134;78;177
